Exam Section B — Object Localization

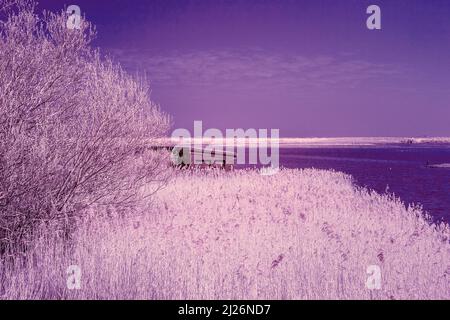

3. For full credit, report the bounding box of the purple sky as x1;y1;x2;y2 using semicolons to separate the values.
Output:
40;0;450;137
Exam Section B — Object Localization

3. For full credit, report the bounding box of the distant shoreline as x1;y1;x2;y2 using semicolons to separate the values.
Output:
277;137;450;147
427;163;450;169
159;137;450;148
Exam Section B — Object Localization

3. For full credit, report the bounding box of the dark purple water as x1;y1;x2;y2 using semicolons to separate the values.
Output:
277;145;450;222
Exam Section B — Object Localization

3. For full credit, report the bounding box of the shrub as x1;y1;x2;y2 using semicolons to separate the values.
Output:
0;0;170;254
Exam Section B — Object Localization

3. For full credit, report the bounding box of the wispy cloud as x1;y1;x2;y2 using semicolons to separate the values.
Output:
109;48;400;90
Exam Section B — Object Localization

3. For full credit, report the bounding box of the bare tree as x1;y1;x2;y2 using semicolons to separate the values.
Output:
0;0;171;253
